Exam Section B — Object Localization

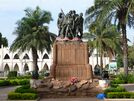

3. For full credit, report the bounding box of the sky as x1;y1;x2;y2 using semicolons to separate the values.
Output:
0;0;133;46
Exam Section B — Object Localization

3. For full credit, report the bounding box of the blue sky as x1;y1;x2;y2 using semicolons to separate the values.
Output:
0;0;133;46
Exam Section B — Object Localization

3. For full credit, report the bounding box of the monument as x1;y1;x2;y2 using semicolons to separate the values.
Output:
50;10;93;81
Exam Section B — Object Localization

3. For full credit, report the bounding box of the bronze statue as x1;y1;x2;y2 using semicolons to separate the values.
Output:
75;13;83;39
57;12;64;36
57;10;84;40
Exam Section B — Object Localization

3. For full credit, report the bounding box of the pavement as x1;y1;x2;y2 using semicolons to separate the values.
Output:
0;86;17;101
0;86;103;101
120;84;134;92
39;98;102;101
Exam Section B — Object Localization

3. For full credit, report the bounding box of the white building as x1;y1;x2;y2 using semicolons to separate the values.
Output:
0;45;52;76
0;45;110;76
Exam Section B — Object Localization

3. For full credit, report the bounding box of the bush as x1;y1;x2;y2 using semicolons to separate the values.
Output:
9;80;18;85
0;80;10;86
104;86;126;94
0;79;30;87
112;73;134;84
15;85;37;94
107;92;134;98
20;85;30;89
8;71;17;78
110;84;119;88
17;79;29;85
9;75;31;79
111;78;125;84
8;92;38;100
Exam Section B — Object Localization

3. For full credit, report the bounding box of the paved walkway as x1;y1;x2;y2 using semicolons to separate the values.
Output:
40;98;102;101
120;84;134;92
0;86;17;101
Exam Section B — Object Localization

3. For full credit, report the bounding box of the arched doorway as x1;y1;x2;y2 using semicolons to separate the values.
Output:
4;64;10;76
14;64;19;71
4;64;10;71
23;64;29;72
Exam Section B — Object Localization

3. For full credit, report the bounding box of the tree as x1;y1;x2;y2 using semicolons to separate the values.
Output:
10;6;56;79
128;45;134;69
0;32;8;48
85;0;134;76
83;22;121;68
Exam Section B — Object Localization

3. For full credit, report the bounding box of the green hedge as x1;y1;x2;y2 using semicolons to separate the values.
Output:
15;85;37;94
111;73;134;84
8;75;31;79
107;92;134;98
110;84;119;88
0;80;10;86
0;79;29;86
104;86;126;94
8;92;38;100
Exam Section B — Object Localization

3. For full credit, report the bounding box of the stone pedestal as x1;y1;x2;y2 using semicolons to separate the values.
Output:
50;41;92;80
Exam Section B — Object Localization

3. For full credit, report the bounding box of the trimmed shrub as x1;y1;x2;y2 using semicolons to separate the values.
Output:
20;85;30;89
110;84;119;88
111;78;125;84
8;75;31;79
15;85;37;94
17;79;29;85
8;92;21;100
0;80;10;86
9;80;18;85
8;71;17;78
107;92;134;98
8;92;38;100
112;73;134;84
0;79;29;87
104;86;126;94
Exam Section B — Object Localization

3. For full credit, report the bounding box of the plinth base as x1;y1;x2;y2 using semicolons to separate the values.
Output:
50;41;93;80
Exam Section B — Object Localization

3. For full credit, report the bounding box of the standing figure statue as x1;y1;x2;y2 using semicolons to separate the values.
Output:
57;12;64;37
57;10;84;40
64;10;74;38
75;13;84;39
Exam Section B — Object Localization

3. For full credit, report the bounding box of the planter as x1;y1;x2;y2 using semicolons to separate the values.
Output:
104;98;134;101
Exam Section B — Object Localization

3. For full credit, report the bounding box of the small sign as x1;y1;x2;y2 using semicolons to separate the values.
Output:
109;61;117;70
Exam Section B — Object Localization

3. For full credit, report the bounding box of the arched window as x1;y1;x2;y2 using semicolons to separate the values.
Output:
24;64;29;72
4;54;10;59
14;54;19;59
23;54;29;59
43;53;49;59
4;64;10;71
14;64;19;71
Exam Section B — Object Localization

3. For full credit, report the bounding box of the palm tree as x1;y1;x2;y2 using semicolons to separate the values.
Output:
83;22;121;68
10;6;56;79
85;0;134;76
0;32;8;48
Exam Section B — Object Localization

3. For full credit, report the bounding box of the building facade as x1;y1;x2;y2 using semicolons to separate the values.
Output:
0;45;110;76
